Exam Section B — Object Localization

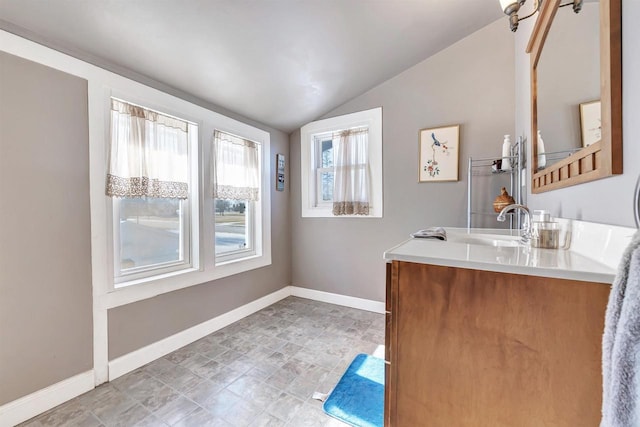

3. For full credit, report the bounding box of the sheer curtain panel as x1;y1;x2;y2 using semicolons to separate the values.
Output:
212;130;260;201
106;98;189;199
333;128;370;215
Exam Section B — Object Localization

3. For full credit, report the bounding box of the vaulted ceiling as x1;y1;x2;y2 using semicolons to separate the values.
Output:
0;1;503;132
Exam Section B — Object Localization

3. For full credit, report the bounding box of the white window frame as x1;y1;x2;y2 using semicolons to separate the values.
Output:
202;122;271;282
105;94;201;289
213;133;262;265
100;88;271;308
300;107;383;218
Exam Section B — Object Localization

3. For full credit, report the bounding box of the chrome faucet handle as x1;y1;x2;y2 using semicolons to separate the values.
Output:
497;204;532;242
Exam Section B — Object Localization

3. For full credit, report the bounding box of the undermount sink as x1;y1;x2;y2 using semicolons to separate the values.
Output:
448;233;523;247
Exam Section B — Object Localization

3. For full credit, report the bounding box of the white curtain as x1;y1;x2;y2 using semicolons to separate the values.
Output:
212;130;260;201
106;98;189;199
333;128;370;215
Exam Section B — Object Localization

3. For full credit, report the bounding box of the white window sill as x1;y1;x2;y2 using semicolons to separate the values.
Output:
113;266;200;291
215;252;259;267
105;254;271;309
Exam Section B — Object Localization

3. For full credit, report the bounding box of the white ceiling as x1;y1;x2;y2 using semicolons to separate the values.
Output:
0;1;504;133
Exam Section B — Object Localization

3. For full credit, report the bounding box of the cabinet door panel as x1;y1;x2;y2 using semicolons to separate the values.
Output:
392;261;608;427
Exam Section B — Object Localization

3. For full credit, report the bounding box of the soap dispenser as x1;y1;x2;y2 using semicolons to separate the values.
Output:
530;210;560;249
501;135;512;171
537;130;547;169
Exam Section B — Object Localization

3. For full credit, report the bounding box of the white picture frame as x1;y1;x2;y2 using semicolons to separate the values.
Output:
579;100;601;147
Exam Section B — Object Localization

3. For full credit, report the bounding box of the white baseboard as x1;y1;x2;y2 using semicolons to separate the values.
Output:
0;370;94;427
0;285;382;426
290;286;385;314
109;285;383;380
108;286;291;381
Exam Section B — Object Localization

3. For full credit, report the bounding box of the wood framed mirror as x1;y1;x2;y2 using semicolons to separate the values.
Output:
527;0;621;193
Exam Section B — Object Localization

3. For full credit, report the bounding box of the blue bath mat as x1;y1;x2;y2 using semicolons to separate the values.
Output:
323;353;384;427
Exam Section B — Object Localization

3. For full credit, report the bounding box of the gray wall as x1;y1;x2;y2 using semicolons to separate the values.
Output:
516;1;640;227
0;53;93;405
108;133;290;359
290;20;515;302
0;48;290;402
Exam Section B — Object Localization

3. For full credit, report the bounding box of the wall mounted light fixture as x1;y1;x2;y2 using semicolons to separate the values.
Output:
499;0;583;32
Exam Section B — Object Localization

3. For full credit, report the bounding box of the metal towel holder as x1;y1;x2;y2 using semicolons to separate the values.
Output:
635;174;640;228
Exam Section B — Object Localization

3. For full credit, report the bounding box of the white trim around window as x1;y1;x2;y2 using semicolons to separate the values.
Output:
300;107;383;218
107;99;200;286
100;88;271;307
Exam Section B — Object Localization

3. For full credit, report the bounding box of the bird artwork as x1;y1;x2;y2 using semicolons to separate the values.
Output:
423;132;450;178
420;125;459;182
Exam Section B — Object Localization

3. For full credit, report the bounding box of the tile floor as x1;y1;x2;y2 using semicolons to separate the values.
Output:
20;297;385;427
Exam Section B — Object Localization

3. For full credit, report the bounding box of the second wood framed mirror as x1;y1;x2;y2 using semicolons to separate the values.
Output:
527;0;622;193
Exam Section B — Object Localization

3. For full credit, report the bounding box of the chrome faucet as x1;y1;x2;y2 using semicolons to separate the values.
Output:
497;204;532;243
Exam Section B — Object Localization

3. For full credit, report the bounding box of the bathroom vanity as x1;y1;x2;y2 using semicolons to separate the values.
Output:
383;225;632;426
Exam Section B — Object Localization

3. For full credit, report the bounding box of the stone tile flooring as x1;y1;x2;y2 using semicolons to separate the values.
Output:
21;297;385;427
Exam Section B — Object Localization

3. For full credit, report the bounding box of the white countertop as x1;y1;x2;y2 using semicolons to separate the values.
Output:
384;227;620;284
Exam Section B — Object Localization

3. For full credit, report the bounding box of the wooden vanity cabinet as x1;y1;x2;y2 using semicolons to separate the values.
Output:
385;260;610;427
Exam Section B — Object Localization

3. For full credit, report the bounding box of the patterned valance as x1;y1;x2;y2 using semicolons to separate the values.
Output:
212;130;260;202
106;98;189;199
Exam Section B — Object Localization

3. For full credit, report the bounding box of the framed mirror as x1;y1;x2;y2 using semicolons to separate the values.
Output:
527;0;622;193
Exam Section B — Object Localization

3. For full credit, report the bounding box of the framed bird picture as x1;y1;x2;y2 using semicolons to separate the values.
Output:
418;124;460;182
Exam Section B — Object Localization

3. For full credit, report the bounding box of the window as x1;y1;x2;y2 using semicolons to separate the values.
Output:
315;135;334;206
212;130;261;263
107;98;198;284
300;107;383;217
100;91;271;302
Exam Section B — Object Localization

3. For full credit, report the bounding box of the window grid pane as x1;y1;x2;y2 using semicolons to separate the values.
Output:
321;139;333;168
316;168;334;204
118;197;185;273
315;135;335;206
215;199;250;255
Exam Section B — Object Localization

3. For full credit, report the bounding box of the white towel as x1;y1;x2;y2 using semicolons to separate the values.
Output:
602;230;640;426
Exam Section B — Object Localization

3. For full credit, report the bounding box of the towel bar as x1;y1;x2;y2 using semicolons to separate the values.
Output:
635;174;640;228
